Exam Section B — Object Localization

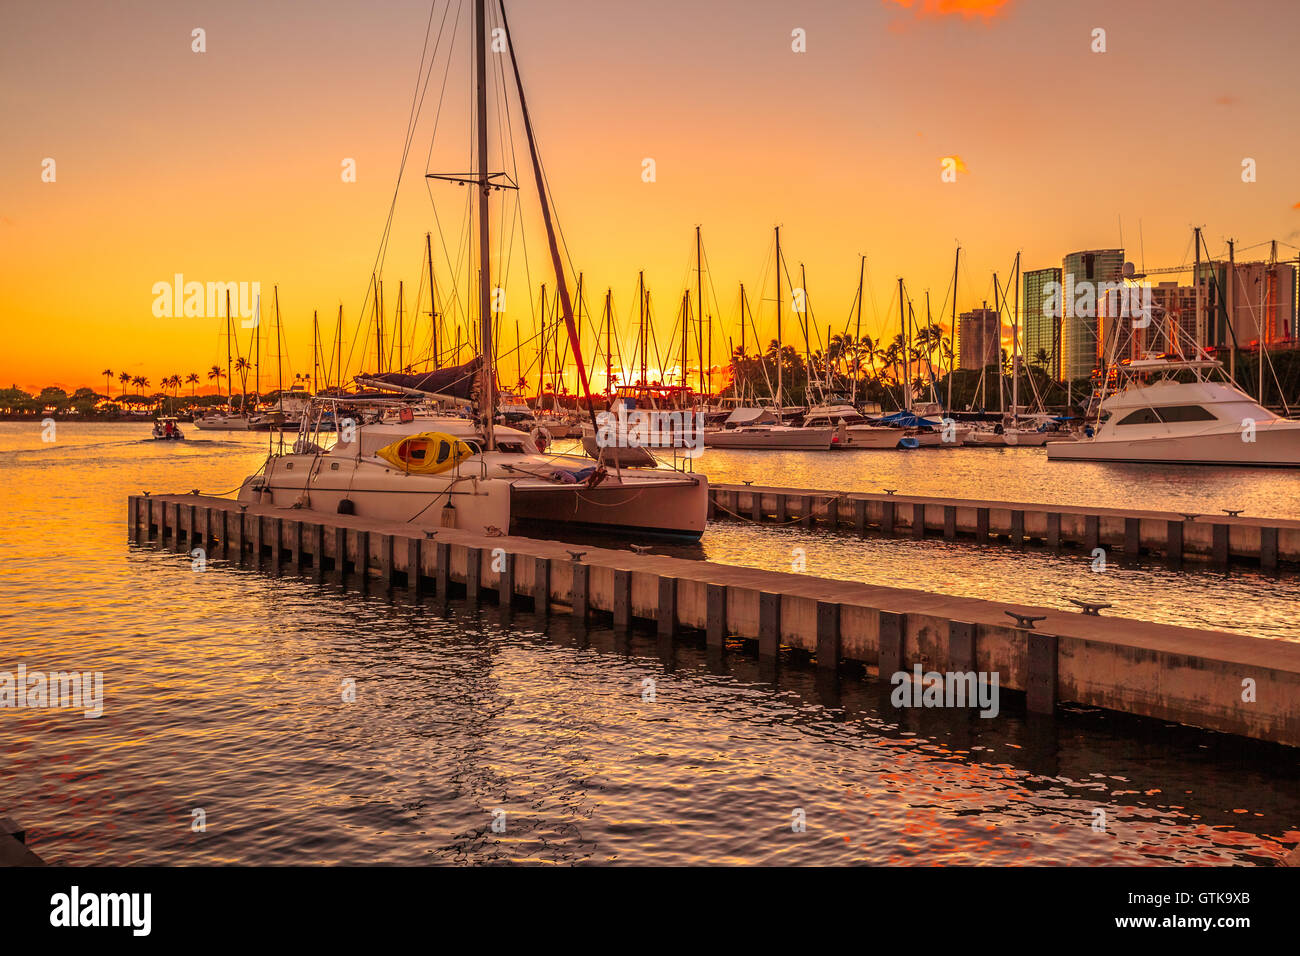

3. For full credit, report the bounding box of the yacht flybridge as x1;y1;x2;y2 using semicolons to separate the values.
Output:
1047;357;1300;467
235;0;708;537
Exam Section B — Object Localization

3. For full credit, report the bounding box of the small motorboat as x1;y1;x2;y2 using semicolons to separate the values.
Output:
151;416;185;441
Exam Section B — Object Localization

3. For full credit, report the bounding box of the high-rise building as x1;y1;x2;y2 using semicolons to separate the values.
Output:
958;307;1000;370
1022;267;1062;379
1061;249;1124;381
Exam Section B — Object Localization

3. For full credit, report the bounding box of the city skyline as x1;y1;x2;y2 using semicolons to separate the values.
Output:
4;0;1300;393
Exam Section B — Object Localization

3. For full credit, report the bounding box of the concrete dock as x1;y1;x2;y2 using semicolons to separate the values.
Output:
708;483;1300;569
129;493;1300;748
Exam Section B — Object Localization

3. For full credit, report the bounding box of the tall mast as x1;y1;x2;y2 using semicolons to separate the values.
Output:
335;304;343;391
373;276;382;373
1227;238;1236;381
474;0;495;449
897;276;907;411
425;232;439;368
696;224;704;398
994;273;1003;415
852;255;864;405
224;290;233;408
1011;251;1020;418
274;285;283;412
681;290;689;389
538;283;547;405
800;263;811;400
638;271;646;386
739;283;746;358
397;280;405;372
1193;226;1203;355
948;246;959;412
312;309;320;392
775;226;783;411
604;288;612;395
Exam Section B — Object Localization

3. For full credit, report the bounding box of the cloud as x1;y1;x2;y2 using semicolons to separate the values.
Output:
1292;201;1300;210
944;155;970;174
883;0;1012;21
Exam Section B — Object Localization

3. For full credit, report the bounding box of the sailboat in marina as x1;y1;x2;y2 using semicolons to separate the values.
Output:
236;0;708;537
704;226;837;450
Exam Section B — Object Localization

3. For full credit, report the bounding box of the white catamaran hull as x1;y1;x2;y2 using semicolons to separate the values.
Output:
239;449;709;538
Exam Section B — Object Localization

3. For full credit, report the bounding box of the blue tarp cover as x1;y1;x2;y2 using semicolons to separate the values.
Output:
874;410;940;427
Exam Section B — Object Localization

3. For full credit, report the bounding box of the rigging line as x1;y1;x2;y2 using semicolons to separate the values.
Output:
342;0;455;382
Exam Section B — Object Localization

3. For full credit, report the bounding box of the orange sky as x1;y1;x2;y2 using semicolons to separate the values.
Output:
3;0;1299;394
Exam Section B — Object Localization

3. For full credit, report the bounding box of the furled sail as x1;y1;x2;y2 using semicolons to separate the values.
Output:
360;358;483;404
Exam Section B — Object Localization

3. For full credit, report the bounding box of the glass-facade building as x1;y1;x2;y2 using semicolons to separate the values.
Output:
958;308;1000;370
1061;249;1124;381
1022;267;1062;379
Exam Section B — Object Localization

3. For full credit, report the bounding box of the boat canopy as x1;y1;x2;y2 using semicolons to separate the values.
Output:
874;410;940;428
724;407;779;426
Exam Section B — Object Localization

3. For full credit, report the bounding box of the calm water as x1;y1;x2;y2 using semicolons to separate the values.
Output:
1;422;1297;865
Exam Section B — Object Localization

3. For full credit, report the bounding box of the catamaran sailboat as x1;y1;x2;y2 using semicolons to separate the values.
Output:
235;0;708;537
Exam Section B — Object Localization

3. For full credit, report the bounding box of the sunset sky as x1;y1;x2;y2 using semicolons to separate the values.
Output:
2;0;1298;394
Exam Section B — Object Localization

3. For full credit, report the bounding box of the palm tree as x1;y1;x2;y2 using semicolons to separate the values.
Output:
186;372;200;396
234;357;251;413
101;368;113;397
118;371;131;397
207;364;227;397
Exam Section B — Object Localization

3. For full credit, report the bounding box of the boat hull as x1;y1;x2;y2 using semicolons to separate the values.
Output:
238;453;709;538
703;427;835;450
1047;423;1300;466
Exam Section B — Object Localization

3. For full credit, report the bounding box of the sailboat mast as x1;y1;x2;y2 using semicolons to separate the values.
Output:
604;288;612;395
335;305;343;391
425;232;439;368
853;255;864;405
898;277;908;411
225;290;233;408
681;291;689;389
948;246;959;412
474;0;496;449
696;224;703;398
775;226;783;412
313;309;320;392
538;284;547;405
397;280;404;372
1011;251;1021;418
993;273;1003;415
274;285;283;412
639;271;646;386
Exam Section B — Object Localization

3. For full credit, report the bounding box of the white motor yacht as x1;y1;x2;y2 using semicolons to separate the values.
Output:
1047;358;1300;466
801;404;913;450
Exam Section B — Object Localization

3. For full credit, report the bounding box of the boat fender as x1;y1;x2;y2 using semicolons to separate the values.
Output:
337;498;355;515
898;437;920;450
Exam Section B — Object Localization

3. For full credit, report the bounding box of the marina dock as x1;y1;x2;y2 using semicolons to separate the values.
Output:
708;483;1300;570
129;493;1300;749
